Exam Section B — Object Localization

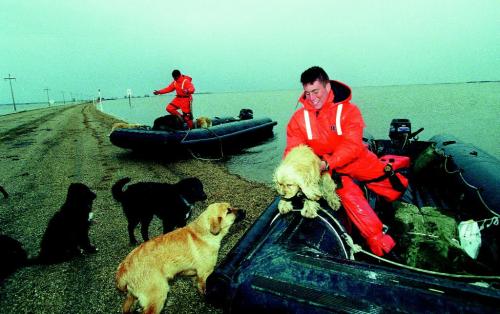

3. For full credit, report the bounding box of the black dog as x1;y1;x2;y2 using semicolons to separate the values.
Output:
238;108;253;120
1;234;28;281
152;114;184;131
0;184;8;198
38;183;97;264
112;177;207;244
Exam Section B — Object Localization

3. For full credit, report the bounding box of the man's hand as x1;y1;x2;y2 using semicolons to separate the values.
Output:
320;160;329;172
153;90;159;95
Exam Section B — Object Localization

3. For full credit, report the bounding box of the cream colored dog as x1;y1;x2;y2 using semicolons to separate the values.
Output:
273;144;341;218
110;122;145;133
195;116;212;129
116;202;244;314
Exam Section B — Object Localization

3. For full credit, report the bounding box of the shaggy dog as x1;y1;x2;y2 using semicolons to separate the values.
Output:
273;144;341;218
112;177;208;245
0;184;8;198
38;183;97;264
1;234;28;281
152;115;184;131
116;202;244;314
195;116;212;129
110;122;147;133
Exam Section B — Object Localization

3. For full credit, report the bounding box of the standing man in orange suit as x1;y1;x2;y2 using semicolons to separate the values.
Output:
153;69;195;129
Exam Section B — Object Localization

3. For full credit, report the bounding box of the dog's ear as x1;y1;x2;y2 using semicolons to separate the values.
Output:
210;216;222;235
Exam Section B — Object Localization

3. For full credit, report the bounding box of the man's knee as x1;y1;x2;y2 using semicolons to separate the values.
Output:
166;104;180;115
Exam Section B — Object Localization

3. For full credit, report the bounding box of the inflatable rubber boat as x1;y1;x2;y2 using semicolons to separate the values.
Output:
109;111;277;154
206;118;500;313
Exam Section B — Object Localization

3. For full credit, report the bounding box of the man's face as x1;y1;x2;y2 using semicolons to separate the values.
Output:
303;80;331;109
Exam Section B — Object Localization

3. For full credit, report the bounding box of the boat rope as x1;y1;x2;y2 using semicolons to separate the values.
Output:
477;216;499;231
318;208;362;258
273;204;500;281
180;127;225;161
443;155;460;174
442;155;499;217
358;249;500;281
272;208;361;260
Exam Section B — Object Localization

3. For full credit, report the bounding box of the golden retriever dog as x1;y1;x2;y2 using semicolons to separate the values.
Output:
116;202;245;314
195;116;212;129
110;122;145;134
273;144;341;218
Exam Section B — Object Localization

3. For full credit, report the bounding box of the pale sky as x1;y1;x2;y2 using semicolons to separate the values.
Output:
1;0;499;103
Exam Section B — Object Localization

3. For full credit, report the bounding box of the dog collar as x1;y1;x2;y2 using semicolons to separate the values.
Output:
180;196;194;219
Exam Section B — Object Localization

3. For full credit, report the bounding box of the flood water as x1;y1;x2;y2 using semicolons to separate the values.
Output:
94;82;499;184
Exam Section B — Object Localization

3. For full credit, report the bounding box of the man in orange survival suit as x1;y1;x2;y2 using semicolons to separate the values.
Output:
153;69;195;129
283;66;408;256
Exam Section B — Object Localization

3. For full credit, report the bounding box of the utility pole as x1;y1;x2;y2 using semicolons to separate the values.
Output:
61;91;66;104
127;88;132;107
4;73;17;111
44;88;50;106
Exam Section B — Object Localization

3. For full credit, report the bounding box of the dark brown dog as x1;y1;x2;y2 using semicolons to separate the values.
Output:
152;115;184;131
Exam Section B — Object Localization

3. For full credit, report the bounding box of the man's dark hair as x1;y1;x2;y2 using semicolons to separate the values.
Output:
172;69;181;79
300;66;330;86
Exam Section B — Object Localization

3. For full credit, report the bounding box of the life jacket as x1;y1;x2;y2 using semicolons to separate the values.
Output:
285;80;408;201
157;75;195;99
172;75;194;98
285;80;367;171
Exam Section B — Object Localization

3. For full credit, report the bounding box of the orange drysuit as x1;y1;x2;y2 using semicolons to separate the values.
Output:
155;75;195;128
285;80;407;256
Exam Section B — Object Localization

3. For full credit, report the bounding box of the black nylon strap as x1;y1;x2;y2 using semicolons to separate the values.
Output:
363;165;407;192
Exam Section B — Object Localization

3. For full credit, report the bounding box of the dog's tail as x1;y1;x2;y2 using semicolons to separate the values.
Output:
0;185;8;198
112;178;131;202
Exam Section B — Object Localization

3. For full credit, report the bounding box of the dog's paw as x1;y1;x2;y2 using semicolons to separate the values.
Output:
196;278;207;295
326;194;342;211
83;245;98;254
301;200;320;218
278;199;293;214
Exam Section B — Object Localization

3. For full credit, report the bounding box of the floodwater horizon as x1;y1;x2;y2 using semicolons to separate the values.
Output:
97;81;500;185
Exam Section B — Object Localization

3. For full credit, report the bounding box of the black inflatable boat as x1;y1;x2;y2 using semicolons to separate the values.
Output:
109;112;277;154
206;118;500;313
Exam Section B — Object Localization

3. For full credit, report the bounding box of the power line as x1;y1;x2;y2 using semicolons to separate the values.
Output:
4;74;17;111
44;88;50;107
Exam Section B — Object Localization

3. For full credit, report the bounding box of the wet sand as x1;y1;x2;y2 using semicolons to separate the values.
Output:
0;103;275;313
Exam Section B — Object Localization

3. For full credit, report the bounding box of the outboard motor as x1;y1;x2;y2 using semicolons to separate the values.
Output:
389;118;411;149
239;108;253;120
